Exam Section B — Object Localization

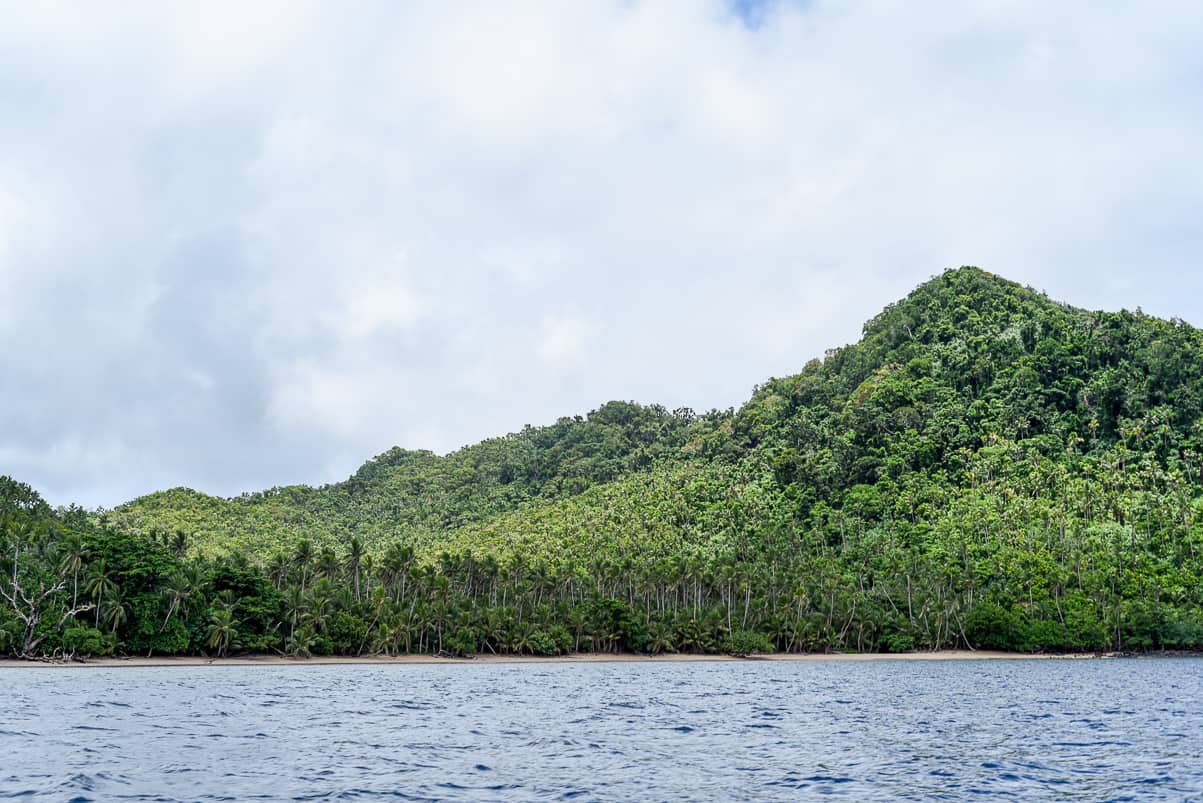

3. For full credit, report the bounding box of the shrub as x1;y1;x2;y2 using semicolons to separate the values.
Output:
62;626;113;657
723;629;774;656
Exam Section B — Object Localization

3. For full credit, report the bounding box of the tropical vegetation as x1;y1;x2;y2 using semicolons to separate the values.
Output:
4;267;1202;659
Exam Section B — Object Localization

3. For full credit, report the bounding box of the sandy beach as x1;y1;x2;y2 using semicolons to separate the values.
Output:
0;650;1118;668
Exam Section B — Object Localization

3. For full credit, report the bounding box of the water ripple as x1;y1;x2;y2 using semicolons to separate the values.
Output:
3;659;1203;800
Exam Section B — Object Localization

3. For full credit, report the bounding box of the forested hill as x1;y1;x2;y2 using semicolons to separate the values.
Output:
5;266;1203;659
108;399;732;556
112;265;1203;559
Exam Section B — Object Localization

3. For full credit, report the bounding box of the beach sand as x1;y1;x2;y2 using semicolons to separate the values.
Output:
0;650;1115;668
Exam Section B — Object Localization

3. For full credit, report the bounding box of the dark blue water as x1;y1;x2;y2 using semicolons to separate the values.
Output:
2;658;1201;801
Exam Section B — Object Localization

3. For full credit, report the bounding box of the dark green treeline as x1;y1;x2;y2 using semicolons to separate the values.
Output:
4;267;1203;658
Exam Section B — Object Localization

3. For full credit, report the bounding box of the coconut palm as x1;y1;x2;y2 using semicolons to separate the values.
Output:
283;584;307;639
294;540;314;590
508;621;536;654
306;579;335;634
267;553;288;589
317;548;339;582
206;607;239;657
161;566;201;631
345;537;365;602
286;624;316;658
101;591;129;634
85;560;117;628
647;620;676;655
57;531;86;610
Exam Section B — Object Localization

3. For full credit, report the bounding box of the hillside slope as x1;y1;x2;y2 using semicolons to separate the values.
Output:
72;265;1203;655
109;401;733;556
113;266;1203;560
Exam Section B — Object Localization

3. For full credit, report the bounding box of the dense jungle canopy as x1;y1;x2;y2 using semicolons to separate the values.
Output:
4;267;1202;658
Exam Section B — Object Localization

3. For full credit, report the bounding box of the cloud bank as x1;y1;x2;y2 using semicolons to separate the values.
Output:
2;1;1202;507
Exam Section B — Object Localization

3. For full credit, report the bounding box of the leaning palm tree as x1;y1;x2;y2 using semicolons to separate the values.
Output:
160;566;201;632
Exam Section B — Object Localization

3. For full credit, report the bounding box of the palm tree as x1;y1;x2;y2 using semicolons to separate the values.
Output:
647;620;676;655
355;587;390;656
57;531;86;610
478;608;505;654
317;548;339;582
566;606;588;653
398;610;420;654
161;566;201;631
101;591;129;634
85;560;117;628
346;537;365;602
380;542;415;603
306;579;334;634
283;585;306;640
286;625;316;658
294;540;314;590
375;615;415;656
267;553;288;589
207;607;239;657
508;621;536;654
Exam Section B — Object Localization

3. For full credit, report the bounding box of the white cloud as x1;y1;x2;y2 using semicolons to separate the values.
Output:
2;0;1203;506
536;313;599;365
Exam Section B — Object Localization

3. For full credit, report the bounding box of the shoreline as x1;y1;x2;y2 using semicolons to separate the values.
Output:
0;649;1138;668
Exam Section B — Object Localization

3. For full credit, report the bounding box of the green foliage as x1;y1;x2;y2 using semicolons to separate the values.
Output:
61;626;112;657
206;607;238;657
208;560;283;653
109;401;725;558
965;603;1025;651
723;629;774;655
527;630;561;656
5;268;1203;659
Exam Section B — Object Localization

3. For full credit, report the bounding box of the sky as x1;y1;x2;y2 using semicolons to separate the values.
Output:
2;1;1202;508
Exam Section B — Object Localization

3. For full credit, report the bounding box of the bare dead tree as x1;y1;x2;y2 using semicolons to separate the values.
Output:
0;537;94;658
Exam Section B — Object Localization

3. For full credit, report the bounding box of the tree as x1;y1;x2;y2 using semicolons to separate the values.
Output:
101;590;129;634
346;537;365;602
58;531;87;611
207;606;239;657
85;560;117;629
0;524;94;657
294;540;314;590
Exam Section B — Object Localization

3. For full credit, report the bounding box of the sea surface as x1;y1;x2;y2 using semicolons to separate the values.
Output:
2;657;1201;801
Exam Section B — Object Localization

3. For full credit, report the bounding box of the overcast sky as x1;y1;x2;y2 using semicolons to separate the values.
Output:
3;1;1202;508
